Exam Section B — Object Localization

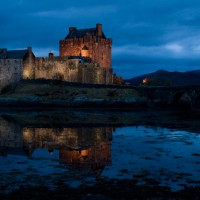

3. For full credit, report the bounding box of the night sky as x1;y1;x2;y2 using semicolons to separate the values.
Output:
1;0;200;78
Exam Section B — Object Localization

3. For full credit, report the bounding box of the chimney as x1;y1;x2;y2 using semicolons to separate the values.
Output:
69;27;77;33
49;50;54;58
27;47;32;55
2;49;7;58
96;24;102;37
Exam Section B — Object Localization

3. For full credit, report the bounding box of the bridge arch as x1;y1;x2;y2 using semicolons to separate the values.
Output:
172;91;192;108
195;94;200;108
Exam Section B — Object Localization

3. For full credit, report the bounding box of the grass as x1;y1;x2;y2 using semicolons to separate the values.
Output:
0;80;139;100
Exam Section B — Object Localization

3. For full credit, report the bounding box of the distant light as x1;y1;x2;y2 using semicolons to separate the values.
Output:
143;78;148;84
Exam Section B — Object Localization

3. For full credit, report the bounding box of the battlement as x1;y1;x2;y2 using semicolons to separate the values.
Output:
60;36;112;44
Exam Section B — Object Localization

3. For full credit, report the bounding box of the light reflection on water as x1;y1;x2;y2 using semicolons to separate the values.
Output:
105;126;200;190
0;113;200;192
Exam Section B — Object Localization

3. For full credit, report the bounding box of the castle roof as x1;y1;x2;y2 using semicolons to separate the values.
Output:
0;49;29;59
65;27;106;39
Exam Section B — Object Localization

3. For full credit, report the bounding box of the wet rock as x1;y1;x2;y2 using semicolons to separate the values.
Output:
120;169;128;173
192;153;200;157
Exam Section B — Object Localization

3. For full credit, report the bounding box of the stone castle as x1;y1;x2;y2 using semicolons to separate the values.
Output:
0;24;114;91
0;115;112;176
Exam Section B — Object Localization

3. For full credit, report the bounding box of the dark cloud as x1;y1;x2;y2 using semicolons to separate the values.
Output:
1;0;200;78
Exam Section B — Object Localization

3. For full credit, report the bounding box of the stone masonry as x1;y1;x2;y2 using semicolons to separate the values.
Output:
32;55;113;84
0;47;34;91
0;24;114;91
60;24;112;68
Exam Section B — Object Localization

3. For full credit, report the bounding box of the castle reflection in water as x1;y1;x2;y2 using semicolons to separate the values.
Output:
0;116;113;176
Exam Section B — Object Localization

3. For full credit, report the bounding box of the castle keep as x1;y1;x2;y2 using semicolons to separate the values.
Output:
60;24;112;68
0;24;114;91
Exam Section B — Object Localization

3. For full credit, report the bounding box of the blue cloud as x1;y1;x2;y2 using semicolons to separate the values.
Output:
1;0;200;78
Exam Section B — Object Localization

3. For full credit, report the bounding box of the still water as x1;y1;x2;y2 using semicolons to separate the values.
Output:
0;110;200;192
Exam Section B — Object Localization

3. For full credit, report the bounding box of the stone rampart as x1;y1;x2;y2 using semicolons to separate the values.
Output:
0;59;23;91
33;56;113;84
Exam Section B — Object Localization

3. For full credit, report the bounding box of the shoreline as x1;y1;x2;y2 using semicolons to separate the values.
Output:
1;109;200;133
0;96;147;109
0;79;197;109
1;180;200;199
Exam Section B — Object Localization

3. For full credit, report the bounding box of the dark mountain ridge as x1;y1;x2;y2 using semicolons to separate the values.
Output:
126;69;200;86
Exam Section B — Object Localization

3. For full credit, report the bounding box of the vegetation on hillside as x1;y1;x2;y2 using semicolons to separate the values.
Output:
126;69;200;86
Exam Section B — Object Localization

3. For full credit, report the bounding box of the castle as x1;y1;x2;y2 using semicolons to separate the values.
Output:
0;114;112;176
0;24;114;91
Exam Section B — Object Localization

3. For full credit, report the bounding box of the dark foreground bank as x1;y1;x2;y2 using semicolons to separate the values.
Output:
1;179;200;200
0;79;198;109
0;79;146;109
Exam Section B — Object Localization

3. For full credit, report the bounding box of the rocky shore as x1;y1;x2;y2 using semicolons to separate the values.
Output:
0;95;147;109
0;79;198;109
1;179;200;200
0;79;147;109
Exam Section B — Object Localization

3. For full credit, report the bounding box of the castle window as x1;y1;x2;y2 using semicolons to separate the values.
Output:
81;46;89;57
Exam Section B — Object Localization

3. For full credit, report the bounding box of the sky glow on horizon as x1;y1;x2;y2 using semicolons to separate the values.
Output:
1;0;200;78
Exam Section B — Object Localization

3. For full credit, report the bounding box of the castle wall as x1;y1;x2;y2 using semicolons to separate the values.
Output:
33;56;113;84
0;24;114;88
59;37;112;68
0;59;23;91
34;57;79;82
0;54;113;91
59;141;111;171
23;127;113;149
0;55;113;93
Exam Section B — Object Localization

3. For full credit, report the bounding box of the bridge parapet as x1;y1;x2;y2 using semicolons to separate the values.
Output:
136;85;200;108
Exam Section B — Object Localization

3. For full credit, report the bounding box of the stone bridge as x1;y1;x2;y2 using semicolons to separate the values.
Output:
136;85;200;108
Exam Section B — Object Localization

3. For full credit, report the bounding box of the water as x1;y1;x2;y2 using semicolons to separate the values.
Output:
0;110;200;192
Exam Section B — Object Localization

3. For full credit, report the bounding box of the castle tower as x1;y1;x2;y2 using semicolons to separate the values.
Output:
23;47;35;79
59;24;112;68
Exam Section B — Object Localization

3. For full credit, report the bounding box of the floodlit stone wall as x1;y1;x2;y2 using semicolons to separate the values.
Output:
60;37;112;69
23;127;112;149
33;56;113;84
0;23;114;91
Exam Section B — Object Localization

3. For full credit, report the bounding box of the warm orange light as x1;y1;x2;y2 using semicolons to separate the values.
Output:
81;149;89;157
143;78;148;84
81;50;89;57
23;69;30;79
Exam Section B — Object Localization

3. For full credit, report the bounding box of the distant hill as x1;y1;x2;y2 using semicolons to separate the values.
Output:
125;69;200;86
